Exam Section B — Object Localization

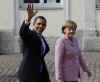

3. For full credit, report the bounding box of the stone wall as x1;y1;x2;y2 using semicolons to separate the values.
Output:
0;31;20;54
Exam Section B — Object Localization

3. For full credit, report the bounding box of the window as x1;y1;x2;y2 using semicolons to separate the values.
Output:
96;0;100;9
24;0;40;3
19;0;64;9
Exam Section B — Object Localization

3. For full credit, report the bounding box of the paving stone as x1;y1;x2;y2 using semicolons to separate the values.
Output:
0;53;100;82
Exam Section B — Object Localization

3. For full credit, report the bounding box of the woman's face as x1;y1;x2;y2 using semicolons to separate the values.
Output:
33;18;46;35
64;27;76;39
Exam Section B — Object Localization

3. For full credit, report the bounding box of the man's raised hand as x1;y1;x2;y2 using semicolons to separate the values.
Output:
27;3;38;22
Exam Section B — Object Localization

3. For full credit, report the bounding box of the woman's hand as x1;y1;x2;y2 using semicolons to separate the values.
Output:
27;3;38;22
87;71;92;78
57;79;63;82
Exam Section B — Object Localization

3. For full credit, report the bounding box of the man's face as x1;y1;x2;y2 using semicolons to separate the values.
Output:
33;18;46;35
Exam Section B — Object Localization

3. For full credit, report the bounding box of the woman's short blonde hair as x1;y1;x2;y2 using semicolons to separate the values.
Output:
62;20;77;34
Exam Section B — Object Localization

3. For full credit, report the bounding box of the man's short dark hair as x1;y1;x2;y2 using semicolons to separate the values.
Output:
34;16;47;24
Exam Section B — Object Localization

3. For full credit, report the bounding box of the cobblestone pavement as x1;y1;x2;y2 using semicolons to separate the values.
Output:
0;53;100;82
0;54;21;82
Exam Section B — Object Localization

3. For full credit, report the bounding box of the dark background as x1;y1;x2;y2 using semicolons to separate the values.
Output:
24;0;60;3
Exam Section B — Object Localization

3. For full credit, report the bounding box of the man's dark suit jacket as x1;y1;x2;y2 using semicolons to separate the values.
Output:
18;21;50;82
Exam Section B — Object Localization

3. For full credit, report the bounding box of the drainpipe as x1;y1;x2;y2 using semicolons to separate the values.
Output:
64;0;70;20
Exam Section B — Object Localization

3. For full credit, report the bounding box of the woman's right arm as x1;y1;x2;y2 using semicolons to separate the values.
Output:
55;39;64;82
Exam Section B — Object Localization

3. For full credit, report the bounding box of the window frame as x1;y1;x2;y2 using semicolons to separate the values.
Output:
19;0;64;9
96;0;100;10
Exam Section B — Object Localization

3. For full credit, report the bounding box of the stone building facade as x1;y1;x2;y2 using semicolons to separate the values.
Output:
0;0;100;81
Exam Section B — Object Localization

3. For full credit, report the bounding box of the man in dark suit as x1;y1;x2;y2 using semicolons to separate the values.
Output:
18;4;50;82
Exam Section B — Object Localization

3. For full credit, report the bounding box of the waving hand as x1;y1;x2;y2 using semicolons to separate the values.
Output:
27;4;38;22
